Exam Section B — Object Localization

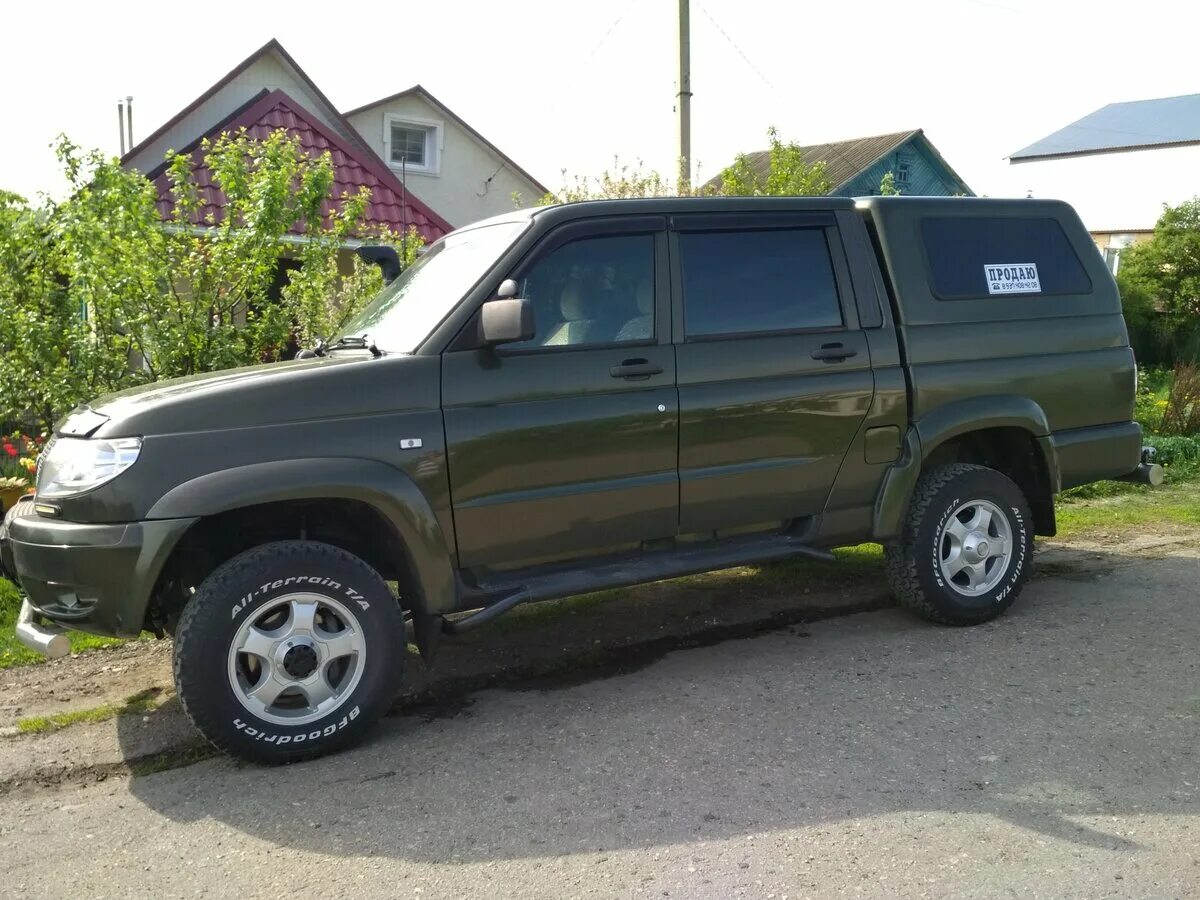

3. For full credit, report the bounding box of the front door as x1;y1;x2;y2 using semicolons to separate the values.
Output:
671;212;876;535
442;217;677;570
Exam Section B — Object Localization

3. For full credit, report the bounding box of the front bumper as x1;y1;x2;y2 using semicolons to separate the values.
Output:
3;505;195;639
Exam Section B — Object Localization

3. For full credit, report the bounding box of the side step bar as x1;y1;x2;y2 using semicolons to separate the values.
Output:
444;533;836;635
15;598;70;658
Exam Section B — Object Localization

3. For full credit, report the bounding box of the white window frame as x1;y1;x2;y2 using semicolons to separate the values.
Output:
383;113;443;176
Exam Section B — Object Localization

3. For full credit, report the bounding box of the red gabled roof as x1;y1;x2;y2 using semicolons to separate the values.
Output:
123;38;372;166
147;89;452;242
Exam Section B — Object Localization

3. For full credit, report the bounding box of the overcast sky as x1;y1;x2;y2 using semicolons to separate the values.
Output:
3;0;1197;228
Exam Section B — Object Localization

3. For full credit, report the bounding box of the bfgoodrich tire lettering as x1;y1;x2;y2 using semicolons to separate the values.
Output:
173;540;404;764
885;463;1033;626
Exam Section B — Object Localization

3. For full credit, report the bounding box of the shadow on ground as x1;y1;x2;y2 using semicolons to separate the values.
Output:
120;543;1199;864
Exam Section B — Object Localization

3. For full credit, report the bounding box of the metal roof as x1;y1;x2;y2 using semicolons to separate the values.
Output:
701;129;972;195
146;90;452;242
1010;92;1200;163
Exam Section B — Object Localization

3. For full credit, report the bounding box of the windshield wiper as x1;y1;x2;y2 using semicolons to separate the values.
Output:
299;334;382;359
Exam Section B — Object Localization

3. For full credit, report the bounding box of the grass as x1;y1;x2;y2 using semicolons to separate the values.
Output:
0;577;125;669
1055;479;1200;538
15;687;165;735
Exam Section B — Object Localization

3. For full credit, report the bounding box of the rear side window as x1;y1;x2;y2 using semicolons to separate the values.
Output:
921;216;1092;300
679;228;842;337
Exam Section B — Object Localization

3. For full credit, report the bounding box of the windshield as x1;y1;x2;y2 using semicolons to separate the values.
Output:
338;220;529;352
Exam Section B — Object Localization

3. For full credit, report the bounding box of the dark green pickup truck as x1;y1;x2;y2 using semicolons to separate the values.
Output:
2;196;1160;763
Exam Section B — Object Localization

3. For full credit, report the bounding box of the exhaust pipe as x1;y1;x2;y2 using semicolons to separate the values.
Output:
1117;462;1165;486
15;598;70;659
1115;447;1165;487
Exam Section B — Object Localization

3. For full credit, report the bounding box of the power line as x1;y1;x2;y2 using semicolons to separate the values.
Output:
581;0;640;67
696;2;778;94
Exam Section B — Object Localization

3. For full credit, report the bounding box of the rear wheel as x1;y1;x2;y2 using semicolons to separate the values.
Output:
885;463;1033;625
173;540;404;764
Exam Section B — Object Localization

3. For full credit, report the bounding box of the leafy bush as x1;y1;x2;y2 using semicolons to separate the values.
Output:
1146;433;1200;469
0;132;418;433
1134;366;1172;432
538;127;830;204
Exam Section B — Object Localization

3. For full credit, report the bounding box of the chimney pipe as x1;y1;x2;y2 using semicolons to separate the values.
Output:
117;100;126;155
125;95;134;149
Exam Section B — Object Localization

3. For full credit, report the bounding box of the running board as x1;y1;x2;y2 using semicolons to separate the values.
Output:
443;533;836;635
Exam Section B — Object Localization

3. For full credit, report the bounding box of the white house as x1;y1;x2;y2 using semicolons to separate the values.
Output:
122;39;547;238
345;85;546;227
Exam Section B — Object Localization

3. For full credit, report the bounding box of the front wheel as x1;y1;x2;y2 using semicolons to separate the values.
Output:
885;463;1033;626
173;540;404;764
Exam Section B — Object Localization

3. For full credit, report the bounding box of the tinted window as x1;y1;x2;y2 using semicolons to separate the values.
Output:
510;233;655;349
342;220;527;353
679;229;842;337
921;216;1092;299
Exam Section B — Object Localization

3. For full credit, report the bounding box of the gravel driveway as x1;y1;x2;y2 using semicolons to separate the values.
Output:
0;530;1197;898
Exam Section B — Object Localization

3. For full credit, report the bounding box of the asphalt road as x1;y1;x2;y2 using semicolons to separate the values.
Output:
1;540;1198;898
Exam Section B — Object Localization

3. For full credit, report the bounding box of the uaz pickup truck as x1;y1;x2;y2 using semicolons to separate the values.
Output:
2;196;1160;763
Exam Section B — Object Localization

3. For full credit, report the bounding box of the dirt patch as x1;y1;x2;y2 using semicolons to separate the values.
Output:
0;639;173;732
0;524;1196;792
1046;527;1200;559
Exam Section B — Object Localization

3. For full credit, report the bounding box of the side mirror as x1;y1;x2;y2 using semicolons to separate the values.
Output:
497;278;519;299
355;245;402;283
480;298;535;345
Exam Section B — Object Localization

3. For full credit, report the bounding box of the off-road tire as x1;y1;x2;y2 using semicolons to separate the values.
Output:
885;463;1033;626
173;540;404;764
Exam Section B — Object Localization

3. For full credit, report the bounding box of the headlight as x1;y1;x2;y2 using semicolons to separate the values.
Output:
36;437;142;499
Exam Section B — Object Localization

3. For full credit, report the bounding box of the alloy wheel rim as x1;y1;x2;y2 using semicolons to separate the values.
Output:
936;499;1013;597
227;592;366;726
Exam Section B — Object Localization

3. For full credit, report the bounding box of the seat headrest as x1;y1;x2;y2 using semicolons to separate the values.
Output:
560;280;588;321
635;277;653;315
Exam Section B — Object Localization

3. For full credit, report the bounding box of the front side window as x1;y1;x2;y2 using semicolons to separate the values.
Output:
389;123;428;168
339;220;529;353
508;233;656;349
921;216;1093;299
679;228;843;338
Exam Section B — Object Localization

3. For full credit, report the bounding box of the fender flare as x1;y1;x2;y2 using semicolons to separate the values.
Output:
148;458;457;623
873;396;1057;541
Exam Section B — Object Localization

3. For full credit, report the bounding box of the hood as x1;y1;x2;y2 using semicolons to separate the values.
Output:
59;353;440;439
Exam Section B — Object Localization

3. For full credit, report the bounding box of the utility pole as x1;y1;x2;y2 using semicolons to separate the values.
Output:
676;0;692;192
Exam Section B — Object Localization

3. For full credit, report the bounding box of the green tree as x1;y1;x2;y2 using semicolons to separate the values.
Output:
715;128;832;197
538;128;831;203
0;190;108;431
0;130;418;431
879;171;900;196
538;158;678;205
1119;197;1200;363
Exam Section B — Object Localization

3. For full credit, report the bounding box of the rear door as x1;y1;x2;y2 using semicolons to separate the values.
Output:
442;216;678;570
671;212;875;534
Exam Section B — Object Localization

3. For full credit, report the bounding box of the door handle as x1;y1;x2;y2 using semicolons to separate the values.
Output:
810;342;857;362
610;359;664;379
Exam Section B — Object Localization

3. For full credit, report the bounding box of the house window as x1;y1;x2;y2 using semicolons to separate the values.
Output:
384;115;441;175
895;155;912;185
390;124;427;167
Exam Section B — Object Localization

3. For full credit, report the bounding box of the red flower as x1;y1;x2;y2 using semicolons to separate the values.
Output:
2;444;16;457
